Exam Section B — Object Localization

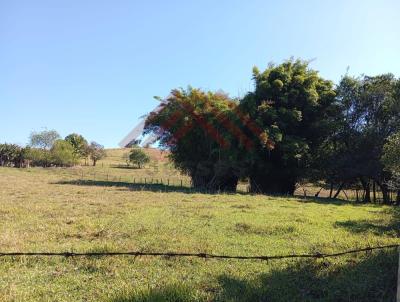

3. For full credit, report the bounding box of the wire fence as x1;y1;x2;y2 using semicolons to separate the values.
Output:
1;244;399;261
54;169;250;193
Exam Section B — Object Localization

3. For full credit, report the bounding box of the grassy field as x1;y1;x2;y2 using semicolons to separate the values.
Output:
0;149;399;301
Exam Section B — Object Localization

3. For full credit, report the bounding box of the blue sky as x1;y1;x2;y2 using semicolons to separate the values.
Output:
1;0;399;147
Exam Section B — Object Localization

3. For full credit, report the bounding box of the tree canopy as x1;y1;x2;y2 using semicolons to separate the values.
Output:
65;133;88;159
321;74;400;203
239;59;337;194
29;130;60;150
88;142;106;166
144;87;244;191
51;140;77;167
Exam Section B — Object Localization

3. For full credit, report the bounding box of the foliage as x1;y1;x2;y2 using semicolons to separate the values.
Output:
0;143;28;167
88;141;106;166
26;147;51;167
128;147;150;168
239;59;337;194
382;132;400;174
382;132;400;193
322;74;400;203
65;133;88;159
50;140;77;167
144;87;243;191
29;129;60;150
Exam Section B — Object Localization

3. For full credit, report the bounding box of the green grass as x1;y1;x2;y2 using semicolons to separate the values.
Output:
0;152;399;301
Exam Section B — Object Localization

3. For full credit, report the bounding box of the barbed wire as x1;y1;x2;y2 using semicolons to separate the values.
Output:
1;244;399;261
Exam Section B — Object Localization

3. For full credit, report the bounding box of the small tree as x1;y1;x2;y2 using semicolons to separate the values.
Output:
129;147;150;168
88;142;106;166
51;140;77;167
65;133;88;159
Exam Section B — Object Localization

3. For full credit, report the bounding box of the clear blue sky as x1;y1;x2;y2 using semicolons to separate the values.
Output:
1;0;399;147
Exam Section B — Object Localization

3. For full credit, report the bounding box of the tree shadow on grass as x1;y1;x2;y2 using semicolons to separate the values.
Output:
111;284;201;302
334;207;400;237
53;179;244;195
109;165;141;170
292;195;386;207
216;249;398;302
109;250;397;302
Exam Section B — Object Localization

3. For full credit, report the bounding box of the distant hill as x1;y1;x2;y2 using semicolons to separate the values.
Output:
103;148;169;166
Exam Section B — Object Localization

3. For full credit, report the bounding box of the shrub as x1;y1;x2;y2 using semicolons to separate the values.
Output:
129;147;150;168
50;140;77;167
26;148;51;167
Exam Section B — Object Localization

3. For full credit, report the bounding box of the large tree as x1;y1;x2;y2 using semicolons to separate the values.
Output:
239;59;337;194
331;74;400;203
144;87;244;191
29;130;60;150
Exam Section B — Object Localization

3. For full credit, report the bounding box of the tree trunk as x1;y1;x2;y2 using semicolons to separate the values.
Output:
329;183;334;198
396;190;400;205
373;181;376;203
315;187;323;197
93;160;97;166
333;182;344;199
359;178;371;203
376;180;390;204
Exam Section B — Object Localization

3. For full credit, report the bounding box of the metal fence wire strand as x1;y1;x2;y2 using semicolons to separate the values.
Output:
1;244;399;261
